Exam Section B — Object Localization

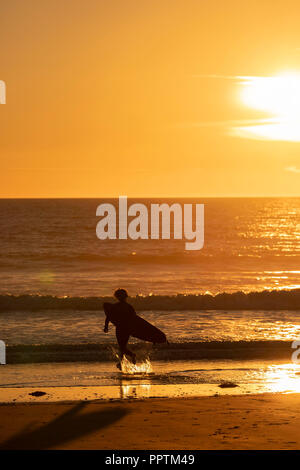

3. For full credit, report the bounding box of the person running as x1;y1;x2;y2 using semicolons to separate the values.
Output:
104;288;168;368
103;288;137;364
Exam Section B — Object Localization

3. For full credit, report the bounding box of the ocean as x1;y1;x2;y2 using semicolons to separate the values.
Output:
0;197;300;400
0;197;299;296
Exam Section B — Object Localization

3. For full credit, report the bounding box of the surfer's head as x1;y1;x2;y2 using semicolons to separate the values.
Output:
114;288;128;301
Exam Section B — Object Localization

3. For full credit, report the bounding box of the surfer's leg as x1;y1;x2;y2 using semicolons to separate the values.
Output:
116;327;136;363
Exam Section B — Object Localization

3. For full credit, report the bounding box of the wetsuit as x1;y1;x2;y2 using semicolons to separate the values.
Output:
104;301;137;360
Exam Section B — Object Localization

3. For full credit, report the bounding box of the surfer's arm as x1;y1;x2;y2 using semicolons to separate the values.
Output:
104;317;109;333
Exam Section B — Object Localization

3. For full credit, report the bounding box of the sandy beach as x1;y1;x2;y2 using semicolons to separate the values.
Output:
0;393;300;450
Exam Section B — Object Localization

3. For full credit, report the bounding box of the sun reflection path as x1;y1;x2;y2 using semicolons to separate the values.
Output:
264;363;300;393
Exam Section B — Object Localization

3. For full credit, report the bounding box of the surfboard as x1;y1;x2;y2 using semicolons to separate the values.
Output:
103;302;166;344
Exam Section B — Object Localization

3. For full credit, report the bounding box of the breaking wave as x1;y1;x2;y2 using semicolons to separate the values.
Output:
6;340;294;364
0;288;300;312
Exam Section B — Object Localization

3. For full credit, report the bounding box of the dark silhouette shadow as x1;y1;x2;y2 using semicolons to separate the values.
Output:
0;402;129;449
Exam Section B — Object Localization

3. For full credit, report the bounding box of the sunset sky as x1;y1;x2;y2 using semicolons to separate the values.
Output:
1;0;300;197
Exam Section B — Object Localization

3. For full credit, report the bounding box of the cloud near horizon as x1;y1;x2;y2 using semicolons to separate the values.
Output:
285;166;300;174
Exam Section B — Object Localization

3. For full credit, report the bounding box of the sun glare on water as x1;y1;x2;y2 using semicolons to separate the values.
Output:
236;73;300;141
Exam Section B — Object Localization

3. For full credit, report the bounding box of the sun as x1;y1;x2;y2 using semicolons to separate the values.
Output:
241;73;300;116
234;72;300;141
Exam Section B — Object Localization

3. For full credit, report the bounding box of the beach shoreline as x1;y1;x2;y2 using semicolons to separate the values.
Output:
0;382;274;404
1;393;300;449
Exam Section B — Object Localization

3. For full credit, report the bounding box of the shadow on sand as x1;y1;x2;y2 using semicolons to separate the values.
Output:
0;402;129;449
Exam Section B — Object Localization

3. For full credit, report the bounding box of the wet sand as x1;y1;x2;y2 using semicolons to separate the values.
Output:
1;393;300;449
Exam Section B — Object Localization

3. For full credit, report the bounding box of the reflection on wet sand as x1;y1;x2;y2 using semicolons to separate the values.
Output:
117;362;300;399
1;360;300;403
119;381;151;399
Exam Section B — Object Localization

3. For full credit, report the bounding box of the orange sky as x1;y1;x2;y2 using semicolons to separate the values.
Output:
1;0;300;197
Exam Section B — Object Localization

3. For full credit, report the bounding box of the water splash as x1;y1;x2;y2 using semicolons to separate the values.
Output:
108;344;154;375
119;355;153;375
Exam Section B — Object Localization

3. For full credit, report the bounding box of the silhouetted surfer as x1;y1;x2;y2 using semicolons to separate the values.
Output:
104;289;137;365
103;288;167;368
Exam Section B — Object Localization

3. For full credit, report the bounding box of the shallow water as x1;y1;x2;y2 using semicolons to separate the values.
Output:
1;359;300;402
2;309;300;346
